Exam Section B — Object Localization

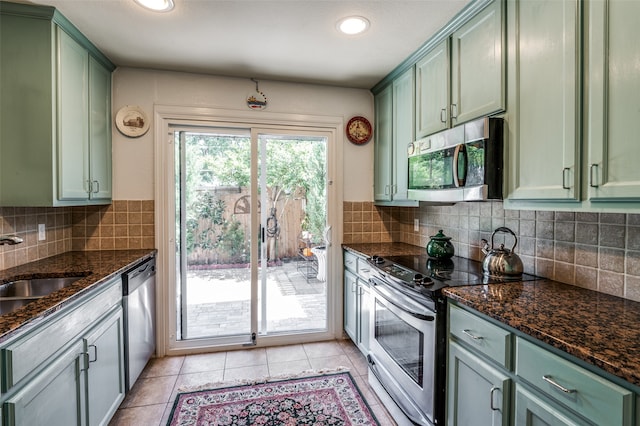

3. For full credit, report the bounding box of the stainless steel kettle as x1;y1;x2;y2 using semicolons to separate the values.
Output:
481;227;523;277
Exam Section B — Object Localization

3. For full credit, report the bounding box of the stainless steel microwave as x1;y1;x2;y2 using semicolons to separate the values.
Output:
407;117;503;203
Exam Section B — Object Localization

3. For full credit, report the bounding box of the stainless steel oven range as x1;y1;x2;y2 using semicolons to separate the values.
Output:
365;254;539;425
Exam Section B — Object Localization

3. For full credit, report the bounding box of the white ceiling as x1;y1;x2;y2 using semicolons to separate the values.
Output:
22;0;472;89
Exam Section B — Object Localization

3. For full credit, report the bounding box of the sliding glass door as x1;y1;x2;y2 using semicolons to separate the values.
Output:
173;125;330;347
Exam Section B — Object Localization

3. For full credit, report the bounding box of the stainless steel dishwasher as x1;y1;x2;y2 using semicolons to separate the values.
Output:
122;256;156;392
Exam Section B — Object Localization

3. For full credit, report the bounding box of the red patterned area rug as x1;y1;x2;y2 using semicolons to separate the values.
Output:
167;371;380;425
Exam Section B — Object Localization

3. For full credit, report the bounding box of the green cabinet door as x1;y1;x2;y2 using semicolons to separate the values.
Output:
415;39;450;138
587;0;640;202
58;28;90;201
451;0;505;126
374;85;393;202
88;56;113;201
4;340;86;426
391;68;415;202
356;278;370;353
343;269;357;342
448;341;510;426
506;0;581;202
84;307;125;426
515;384;585;426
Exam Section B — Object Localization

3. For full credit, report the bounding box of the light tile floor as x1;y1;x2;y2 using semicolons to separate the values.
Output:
108;339;397;426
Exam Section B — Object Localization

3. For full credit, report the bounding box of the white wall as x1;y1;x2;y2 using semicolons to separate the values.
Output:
111;67;374;201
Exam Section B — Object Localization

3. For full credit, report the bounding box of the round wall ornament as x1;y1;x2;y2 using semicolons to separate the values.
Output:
346;116;372;145
115;105;150;137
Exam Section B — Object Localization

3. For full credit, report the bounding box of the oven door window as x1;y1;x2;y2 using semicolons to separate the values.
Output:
374;299;424;387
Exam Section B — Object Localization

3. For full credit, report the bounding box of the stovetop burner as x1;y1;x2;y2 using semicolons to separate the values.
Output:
368;254;540;297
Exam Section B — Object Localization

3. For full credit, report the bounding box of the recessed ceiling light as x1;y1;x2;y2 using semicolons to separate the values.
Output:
337;16;370;35
134;0;174;12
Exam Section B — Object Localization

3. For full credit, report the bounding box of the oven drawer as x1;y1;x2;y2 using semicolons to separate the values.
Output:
449;304;512;369
516;337;633;426
344;251;358;274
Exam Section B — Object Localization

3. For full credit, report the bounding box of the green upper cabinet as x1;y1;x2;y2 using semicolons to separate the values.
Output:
450;0;505;126
415;0;505;140
586;0;640;202
505;0;581;204
373;68;419;206
0;2;115;207
373;85;393;202
415;39;450;138
391;68;415;203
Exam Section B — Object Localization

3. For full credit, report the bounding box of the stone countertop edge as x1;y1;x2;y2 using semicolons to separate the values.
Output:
343;242;640;390
0;249;157;343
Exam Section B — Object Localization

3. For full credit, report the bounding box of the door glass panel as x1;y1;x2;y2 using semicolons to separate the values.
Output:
176;129;252;341
258;133;328;335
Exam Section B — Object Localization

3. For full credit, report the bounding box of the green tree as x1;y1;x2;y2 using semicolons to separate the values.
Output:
181;131;326;262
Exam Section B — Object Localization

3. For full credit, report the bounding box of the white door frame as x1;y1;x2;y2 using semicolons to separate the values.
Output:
153;105;345;356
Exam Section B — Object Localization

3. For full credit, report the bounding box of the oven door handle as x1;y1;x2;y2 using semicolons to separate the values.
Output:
370;277;435;321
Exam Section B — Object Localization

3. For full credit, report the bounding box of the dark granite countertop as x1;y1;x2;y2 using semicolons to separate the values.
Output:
444;281;640;389
0;249;156;342
342;242;640;389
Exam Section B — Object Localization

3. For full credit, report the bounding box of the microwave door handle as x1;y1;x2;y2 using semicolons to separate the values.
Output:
452;144;467;187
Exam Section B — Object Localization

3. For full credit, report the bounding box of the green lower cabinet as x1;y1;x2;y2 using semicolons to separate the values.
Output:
355;277;370;353
515;384;585;426
84;307;125;426
4;340;86;426
2;306;125;426
343;269;358;343
343;268;371;354
516;337;633;426
447;341;511;426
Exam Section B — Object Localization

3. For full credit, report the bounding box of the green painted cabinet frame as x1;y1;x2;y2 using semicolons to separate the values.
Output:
0;2;115;206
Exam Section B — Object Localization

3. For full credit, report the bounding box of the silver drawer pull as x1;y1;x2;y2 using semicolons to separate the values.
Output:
489;386;500;411
462;329;483;340
542;375;576;394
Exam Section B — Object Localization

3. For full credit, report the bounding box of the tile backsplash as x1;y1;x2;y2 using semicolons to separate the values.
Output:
344;201;640;302
0;201;154;271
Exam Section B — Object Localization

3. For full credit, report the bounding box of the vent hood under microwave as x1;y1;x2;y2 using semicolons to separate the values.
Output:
407;117;504;204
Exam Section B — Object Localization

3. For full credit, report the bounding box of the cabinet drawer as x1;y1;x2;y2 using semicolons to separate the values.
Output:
1;278;122;391
344;251;358;274
449;304;512;369
356;257;372;280
516;337;633;426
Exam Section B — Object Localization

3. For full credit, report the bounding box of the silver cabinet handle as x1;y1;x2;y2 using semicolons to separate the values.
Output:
462;329;483;340
542;375;576;394
562;167;570;190
589;164;599;188
490;386;500;411
351;282;357;293
440;108;447;123
93;180;100;193
88;344;98;363
450;103;458;120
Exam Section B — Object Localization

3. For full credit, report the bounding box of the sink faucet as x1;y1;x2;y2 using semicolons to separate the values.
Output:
0;235;23;245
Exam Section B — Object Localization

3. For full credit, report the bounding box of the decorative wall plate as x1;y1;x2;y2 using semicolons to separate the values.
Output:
346;116;372;145
115;105;150;137
246;91;268;110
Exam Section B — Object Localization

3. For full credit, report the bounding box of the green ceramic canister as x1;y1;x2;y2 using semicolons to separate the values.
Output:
426;229;455;259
